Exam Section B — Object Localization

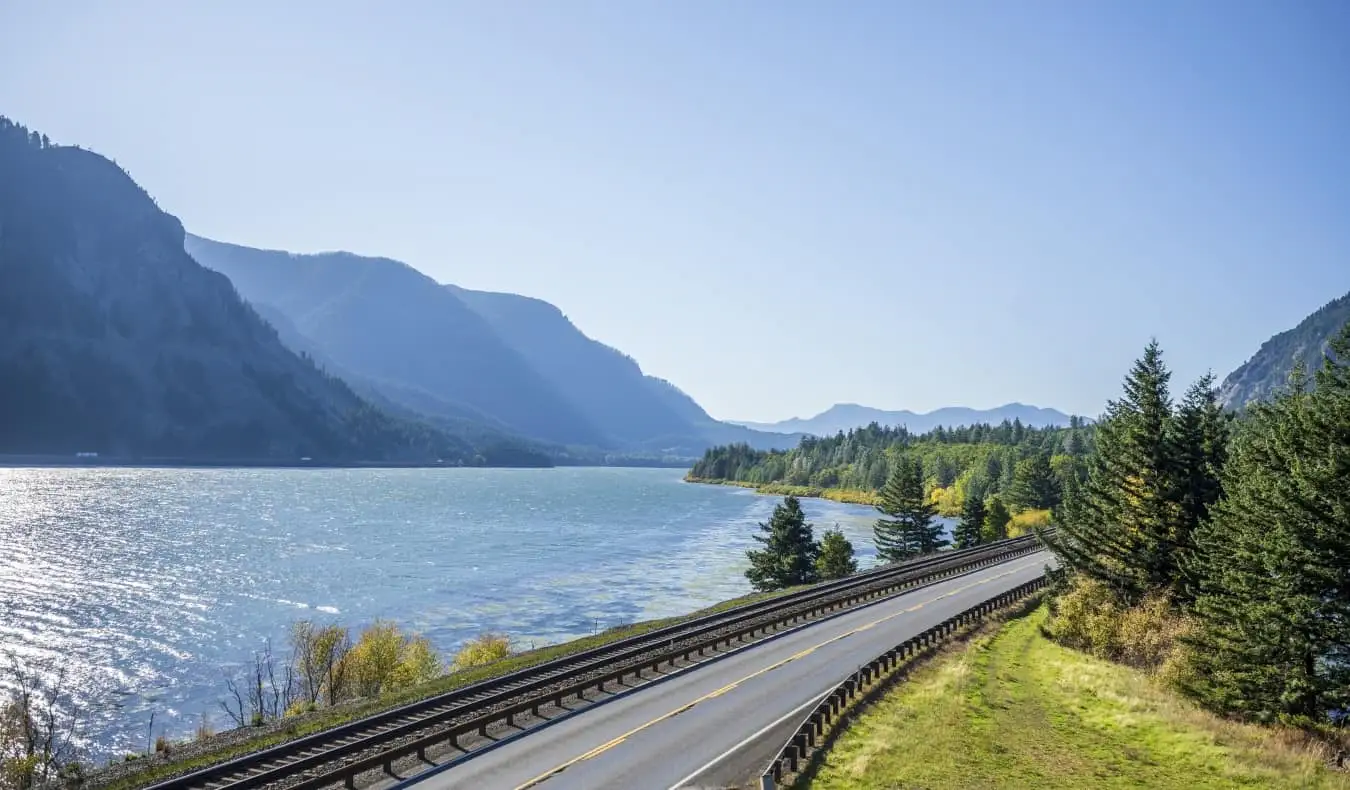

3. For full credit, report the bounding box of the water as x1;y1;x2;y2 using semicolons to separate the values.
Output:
0;466;951;759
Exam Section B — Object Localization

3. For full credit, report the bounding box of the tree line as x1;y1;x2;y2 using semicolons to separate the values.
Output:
690;416;1092;522
1047;323;1350;728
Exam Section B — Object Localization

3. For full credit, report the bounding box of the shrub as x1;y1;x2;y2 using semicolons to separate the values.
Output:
1045;576;1193;673
1007;508;1051;537
341;621;444;699
453;633;512;671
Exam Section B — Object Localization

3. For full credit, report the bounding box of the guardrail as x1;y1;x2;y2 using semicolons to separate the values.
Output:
758;575;1050;789
147;535;1050;790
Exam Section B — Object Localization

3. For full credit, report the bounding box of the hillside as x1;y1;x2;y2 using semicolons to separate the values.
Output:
807;608;1348;790
184;235;607;448
1219;291;1350;409
734;402;1072;437
446;285;801;455
188;235;797;456
0;118;470;462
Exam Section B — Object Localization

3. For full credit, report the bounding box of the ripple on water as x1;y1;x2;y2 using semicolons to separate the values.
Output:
0;466;888;760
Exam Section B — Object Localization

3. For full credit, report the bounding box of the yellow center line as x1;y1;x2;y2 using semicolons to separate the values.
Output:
509;560;1041;789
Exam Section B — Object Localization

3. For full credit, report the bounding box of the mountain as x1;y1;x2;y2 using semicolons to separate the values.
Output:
188;235;799;456
733;402;1074;437
184;235;607;448
444;286;802;454
0;117;473;462
1219;291;1350;409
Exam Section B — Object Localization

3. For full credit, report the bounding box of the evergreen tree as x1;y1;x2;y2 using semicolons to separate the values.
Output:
815;527;858;580
983;495;1011;541
1046;340;1184;604
745;496;819;592
873;456;946;561
954;486;987;548
1186;325;1350;722
1168;372;1230;601
1006;452;1061;511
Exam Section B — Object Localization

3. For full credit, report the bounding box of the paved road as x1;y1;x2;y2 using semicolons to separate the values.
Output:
408;551;1055;790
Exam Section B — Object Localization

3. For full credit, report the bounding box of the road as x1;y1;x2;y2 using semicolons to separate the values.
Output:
405;550;1055;790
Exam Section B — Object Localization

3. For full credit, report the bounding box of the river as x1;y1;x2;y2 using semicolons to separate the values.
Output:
0;465;951;758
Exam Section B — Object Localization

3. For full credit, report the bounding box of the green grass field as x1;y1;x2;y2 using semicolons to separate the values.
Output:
806;606;1348;790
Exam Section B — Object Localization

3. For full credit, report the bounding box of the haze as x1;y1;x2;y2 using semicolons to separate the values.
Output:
2;0;1346;421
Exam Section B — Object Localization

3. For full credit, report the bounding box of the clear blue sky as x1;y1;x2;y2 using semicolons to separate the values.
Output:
2;1;1347;422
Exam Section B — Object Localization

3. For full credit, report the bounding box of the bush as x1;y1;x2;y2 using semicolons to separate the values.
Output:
342;621;443;699
453;633;512;671
1007;508;1051;537
1045;576;1193;673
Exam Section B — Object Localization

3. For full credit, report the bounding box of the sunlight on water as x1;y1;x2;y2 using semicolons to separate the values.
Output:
0;467;931;759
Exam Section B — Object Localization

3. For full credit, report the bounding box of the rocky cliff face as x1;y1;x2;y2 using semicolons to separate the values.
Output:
1219;291;1350;409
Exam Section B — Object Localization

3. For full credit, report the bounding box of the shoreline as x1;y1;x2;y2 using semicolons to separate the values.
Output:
0;455;693;471
683;475;881;507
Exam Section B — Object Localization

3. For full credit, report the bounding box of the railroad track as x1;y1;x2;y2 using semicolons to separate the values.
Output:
147;532;1050;790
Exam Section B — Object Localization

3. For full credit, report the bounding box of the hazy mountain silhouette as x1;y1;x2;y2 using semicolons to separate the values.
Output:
185;235;608;448
733;402;1073;437
0;117;472;462
445;286;801;454
1219;290;1350;409
187;236;798;455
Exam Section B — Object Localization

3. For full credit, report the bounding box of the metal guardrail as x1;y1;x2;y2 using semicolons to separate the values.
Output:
758;575;1050;789
145;535;1048;790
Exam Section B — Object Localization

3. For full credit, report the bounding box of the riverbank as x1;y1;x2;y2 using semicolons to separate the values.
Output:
683;476;881;506
804;606;1348;789
93;581;816;790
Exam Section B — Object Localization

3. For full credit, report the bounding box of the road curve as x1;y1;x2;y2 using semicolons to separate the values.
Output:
403;550;1055;790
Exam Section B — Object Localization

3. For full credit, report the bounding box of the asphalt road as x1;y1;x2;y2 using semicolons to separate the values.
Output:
407;550;1055;790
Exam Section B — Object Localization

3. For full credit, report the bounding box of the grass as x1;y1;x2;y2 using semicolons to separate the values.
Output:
684;476;881;506
806;606;1349;790
103;581;814;790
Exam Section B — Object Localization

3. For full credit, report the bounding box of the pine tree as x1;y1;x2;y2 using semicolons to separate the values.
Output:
745;496;819;592
1006;452;1060;511
1185;324;1350;723
874;456;946;561
983;495;1011;541
1046;340;1183;604
954;487;987;549
1168;372;1229;601
815;527;858;580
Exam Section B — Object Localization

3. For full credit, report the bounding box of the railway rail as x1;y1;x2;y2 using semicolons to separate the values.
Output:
146;532;1051;790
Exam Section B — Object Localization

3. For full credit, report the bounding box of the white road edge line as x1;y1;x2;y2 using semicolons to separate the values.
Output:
665;688;835;790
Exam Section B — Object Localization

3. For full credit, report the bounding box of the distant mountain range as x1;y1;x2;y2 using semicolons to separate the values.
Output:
1219;290;1350;409
185;236;801;458
733;403;1074;437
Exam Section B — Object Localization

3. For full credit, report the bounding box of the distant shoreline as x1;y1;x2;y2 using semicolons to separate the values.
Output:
683;475;881;507
0;454;692;471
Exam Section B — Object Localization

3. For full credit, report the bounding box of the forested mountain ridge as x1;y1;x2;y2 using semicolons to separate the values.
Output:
0;117;471;462
1218;290;1350;409
735;402;1072;437
184;235;608;448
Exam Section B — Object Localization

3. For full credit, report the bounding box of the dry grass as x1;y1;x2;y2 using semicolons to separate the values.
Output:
806;606;1348;789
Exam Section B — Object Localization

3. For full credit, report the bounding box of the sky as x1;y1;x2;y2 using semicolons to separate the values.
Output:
2;1;1347;422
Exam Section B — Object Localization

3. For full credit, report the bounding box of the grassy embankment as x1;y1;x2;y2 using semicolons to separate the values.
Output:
805;606;1348;790
684;476;881;506
105;581;820;790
